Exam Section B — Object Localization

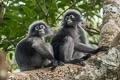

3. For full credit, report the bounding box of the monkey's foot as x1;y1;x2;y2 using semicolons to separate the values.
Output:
50;60;58;71
79;61;86;66
58;61;65;66
50;66;56;71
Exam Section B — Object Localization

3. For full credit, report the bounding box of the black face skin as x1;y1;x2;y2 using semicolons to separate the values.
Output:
28;21;50;37
62;10;81;27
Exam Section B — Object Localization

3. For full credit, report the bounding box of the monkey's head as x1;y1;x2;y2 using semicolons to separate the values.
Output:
28;20;51;37
62;9;82;27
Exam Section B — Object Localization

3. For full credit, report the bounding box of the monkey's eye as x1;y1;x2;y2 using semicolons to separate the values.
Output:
35;26;40;31
65;16;69;21
69;15;75;19
40;25;46;29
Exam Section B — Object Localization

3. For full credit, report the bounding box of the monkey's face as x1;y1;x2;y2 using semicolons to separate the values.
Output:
62;9;82;27
29;23;50;37
34;24;46;34
64;14;81;26
34;24;50;36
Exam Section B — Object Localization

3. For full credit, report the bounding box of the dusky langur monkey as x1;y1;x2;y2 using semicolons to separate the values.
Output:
51;9;109;66
15;20;57;71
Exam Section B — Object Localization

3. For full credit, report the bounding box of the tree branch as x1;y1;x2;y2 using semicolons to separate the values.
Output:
56;0;82;21
8;0;120;80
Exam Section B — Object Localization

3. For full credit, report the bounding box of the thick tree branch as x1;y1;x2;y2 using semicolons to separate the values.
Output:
9;0;120;80
0;51;8;80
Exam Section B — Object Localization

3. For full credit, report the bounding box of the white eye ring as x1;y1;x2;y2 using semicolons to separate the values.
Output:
35;26;39;30
69;15;75;19
65;16;69;21
40;25;45;29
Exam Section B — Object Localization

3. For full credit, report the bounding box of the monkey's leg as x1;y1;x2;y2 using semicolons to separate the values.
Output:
33;43;58;70
20;66;35;71
43;43;58;70
19;60;37;71
71;51;86;66
59;36;86;66
77;25;89;45
16;55;37;71
72;51;85;59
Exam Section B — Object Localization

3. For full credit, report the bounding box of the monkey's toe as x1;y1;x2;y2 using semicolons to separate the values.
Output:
79;61;86;66
100;46;109;51
58;61;65;66
50;66;57;71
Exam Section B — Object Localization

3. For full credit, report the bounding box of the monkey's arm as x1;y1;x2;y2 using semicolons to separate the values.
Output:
32;43;54;60
74;41;108;54
32;43;58;70
73;42;109;62
79;45;109;61
77;26;89;44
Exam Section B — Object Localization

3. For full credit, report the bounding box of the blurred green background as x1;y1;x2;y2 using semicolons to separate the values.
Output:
0;0;102;72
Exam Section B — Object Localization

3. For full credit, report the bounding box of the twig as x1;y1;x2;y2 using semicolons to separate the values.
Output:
86;29;99;34
35;0;48;20
35;0;44;14
89;40;98;45
47;0;53;15
56;0;82;21
86;27;100;33
42;0;49;24
88;0;96;7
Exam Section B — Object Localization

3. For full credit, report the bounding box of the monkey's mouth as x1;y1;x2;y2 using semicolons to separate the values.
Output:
67;21;74;26
39;29;45;34
67;20;73;25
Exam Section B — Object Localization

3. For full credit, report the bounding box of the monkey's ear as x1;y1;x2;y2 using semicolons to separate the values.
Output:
61;20;66;27
44;27;53;37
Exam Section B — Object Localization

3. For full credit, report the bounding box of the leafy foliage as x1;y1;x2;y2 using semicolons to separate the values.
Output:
0;0;102;72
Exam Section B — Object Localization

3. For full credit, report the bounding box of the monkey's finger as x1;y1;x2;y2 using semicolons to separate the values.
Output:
79;61;86;66
100;46;109;51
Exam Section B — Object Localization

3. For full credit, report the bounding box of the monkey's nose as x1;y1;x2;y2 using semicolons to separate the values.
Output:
39;29;45;34
67;19;73;24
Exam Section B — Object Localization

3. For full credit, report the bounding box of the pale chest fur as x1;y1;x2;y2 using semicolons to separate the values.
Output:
68;27;80;41
28;37;45;47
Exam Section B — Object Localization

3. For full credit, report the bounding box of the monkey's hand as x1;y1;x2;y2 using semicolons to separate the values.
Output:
98;46;109;52
92;46;109;55
79;60;86;66
58;61;65;66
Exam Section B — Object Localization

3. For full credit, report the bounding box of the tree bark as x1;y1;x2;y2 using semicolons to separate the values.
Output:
0;51;8;80
8;0;120;80
0;1;6;24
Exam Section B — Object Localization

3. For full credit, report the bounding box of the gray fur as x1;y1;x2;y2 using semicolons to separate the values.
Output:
63;9;81;18
51;9;108;66
15;20;57;71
